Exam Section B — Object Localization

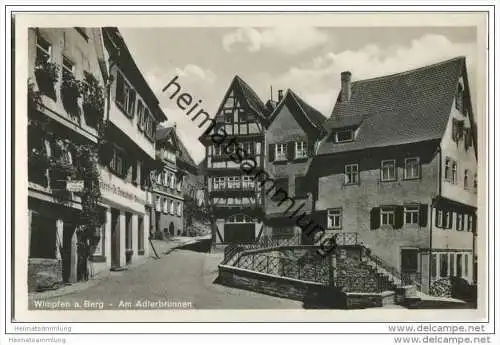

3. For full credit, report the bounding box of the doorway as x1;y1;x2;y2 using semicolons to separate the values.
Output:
401;248;419;285
111;209;120;268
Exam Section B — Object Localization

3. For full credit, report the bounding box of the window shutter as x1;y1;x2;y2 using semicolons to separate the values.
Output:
472;214;477;234
115;72;124;105
448;211;453;229
287;141;295;160
370;207;380;230
394;206;404;229
268;144;275;162
419;204;428;227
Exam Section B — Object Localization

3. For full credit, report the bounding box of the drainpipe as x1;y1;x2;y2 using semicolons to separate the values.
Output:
429;145;442;291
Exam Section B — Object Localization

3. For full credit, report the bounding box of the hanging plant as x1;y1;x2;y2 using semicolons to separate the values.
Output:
29;147;50;170
28;80;42;110
79;71;105;130
49;157;77;177
34;59;59;85
61;69;81;102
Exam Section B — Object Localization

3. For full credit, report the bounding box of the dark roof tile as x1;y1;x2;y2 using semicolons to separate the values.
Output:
317;57;465;155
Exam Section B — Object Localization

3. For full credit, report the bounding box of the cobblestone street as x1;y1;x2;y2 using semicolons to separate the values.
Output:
29;249;302;310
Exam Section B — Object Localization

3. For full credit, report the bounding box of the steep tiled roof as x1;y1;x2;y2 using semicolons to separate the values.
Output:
289;90;328;130
317;57;465;155
233;75;269;119
267;89;327;132
156;126;197;167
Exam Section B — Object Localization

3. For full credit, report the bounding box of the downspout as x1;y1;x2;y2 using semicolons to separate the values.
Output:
429;145;442;291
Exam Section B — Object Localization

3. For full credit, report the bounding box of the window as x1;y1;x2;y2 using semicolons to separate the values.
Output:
170;201;175;215
327;209;342;229
213;177;225;190
213;145;222;157
404;205;419;225
464;169;469;189
404;157;420;179
35;34;51;64
163;198;169;214
224;110;233;123
144;111;155;141
275;143;288;161
115;71;136;118
467;215;473;233
170;174;176;189
295;141;308;159
165;173;171;187
440;253;449;278
456;253;463;277
452;162;458;184
62;56;74;74
473;174;477;193
227;214;253;223
456;214;464;231
445;158;451;180
464;254;469;277
242;176;254;189
227;176;241;189
381;207;395;226
177;203;182;216
431;254;437;279
137;101;145;131
242;142;253;155
450;253;455;276
336;130;354;143
344;164;359;185
109;147;127;177
437;210;452;229
381;160;396;181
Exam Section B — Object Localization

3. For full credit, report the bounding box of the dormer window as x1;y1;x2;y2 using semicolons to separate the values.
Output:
335;129;354;143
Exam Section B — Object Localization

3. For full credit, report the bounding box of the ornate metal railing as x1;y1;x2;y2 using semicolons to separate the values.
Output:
234;252;331;284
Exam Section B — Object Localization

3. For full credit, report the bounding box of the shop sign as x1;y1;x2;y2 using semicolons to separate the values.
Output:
66;180;84;192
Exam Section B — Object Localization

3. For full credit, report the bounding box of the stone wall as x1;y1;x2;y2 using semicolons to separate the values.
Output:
28;258;62;292
218;264;347;308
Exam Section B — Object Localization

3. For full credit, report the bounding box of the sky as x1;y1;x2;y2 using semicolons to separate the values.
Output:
119;26;478;164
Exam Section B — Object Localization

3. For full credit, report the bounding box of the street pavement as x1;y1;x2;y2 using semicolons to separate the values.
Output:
29;248;302;310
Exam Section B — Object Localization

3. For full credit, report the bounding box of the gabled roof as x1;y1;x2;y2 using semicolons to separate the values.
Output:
317;56;466;155
233;75;269;119
156;125;197;168
289;90;328;130
267;89;327;133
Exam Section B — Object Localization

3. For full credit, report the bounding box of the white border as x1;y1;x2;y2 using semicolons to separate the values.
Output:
1;2;496;338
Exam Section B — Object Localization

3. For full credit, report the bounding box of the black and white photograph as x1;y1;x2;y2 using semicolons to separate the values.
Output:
4;7;496;340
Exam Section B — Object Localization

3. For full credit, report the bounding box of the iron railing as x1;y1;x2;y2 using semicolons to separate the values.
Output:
235;252;331;284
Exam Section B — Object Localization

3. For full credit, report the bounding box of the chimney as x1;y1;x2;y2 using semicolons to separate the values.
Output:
340;71;352;102
278;89;284;101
